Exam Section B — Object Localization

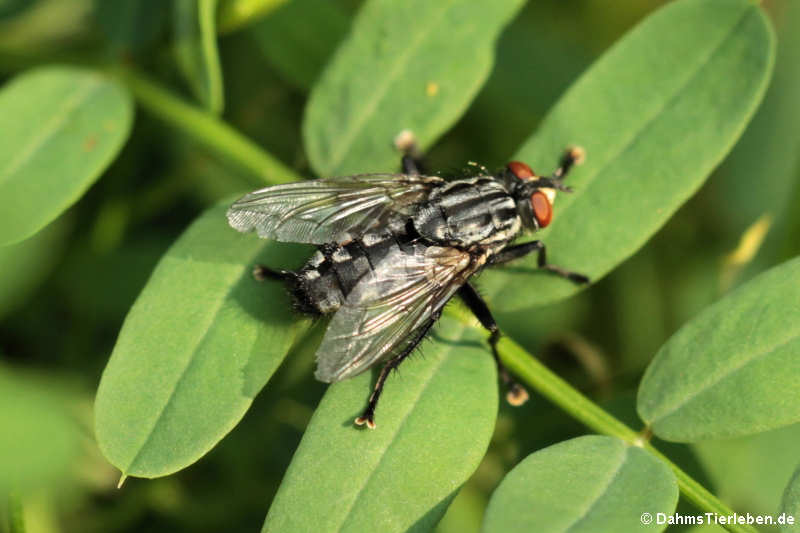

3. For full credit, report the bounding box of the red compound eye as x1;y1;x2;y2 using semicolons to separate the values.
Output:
530;191;552;228
507;161;535;180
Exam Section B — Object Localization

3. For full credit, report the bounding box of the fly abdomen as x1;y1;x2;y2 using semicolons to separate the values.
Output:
291;231;403;315
413;177;520;247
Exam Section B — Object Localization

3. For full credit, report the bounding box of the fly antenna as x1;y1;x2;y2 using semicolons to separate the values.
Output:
535;178;573;193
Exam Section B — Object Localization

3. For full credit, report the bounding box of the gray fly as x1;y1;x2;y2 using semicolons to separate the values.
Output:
227;146;589;428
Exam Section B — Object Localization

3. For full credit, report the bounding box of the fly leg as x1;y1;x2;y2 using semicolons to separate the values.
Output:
489;241;589;284
355;315;438;429
458;283;529;406
394;129;426;176
252;265;297;282
401;154;424;176
552;146;585;180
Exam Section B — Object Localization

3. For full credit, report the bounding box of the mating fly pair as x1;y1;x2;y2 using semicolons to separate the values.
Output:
227;142;588;428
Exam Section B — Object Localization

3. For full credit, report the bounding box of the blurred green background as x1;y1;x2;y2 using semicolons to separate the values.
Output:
0;0;798;531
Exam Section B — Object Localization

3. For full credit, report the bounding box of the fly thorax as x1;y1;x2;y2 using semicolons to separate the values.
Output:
415;178;519;247
413;203;452;242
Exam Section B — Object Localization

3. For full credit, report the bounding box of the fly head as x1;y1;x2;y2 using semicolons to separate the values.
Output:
504;147;585;231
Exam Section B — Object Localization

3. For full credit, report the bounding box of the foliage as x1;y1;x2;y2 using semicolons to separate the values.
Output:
1;0;798;532
482;436;678;533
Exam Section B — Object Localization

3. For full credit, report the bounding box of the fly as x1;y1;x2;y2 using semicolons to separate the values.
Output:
227;141;589;428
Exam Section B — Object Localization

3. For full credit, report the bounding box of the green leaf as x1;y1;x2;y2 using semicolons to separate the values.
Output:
781;463;800;532
480;0;775;311
482;436;678;533
0;66;133;246
303;0;525;176
94;200;309;478
0;368;81;495
638;256;800;442
174;0;225;114
250;0;352;91
262;316;497;533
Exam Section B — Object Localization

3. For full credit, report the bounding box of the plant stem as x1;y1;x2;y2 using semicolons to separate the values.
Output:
109;66;301;187
498;336;641;443
444;302;756;533
498;334;759;533
216;0;289;34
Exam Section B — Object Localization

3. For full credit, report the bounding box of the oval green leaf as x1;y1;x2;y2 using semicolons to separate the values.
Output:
174;0;224;114
95;200;309;478
482;435;678;533
0;66;133;246
638;256;800;442
303;0;525;177
480;0;775;311
780;464;800;532
262;316;497;533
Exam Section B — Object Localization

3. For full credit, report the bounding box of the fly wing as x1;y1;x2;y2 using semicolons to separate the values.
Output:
314;244;474;383
226;174;442;244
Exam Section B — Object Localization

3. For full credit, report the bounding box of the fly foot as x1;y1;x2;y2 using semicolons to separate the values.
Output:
355;411;377;430
506;383;530;406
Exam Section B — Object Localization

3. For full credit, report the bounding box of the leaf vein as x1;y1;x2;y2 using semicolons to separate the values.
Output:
336;323;466;531
322;0;456;172
123;257;256;473
653;331;800;423
542;6;753;235
0;77;103;185
562;445;629;533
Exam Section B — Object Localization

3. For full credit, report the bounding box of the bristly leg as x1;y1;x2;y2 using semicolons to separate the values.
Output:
355;315;438;429
394;129;427;176
252;264;297;282
489;241;590;284
457;283;529;406
401;155;424;176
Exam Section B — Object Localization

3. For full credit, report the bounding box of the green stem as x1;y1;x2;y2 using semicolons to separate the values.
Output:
499;336;640;443
646;445;755;531
7;493;25;533
498;334;758;533
444;301;755;533
216;0;289;33
200;0;225;114
109;66;300;187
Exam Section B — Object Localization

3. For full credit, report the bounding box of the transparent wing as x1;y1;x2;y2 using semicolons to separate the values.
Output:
314;244;474;383
226;174;442;244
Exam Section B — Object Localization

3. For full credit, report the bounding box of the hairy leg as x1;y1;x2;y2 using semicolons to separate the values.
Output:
458;283;529;406
489;241;589;284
